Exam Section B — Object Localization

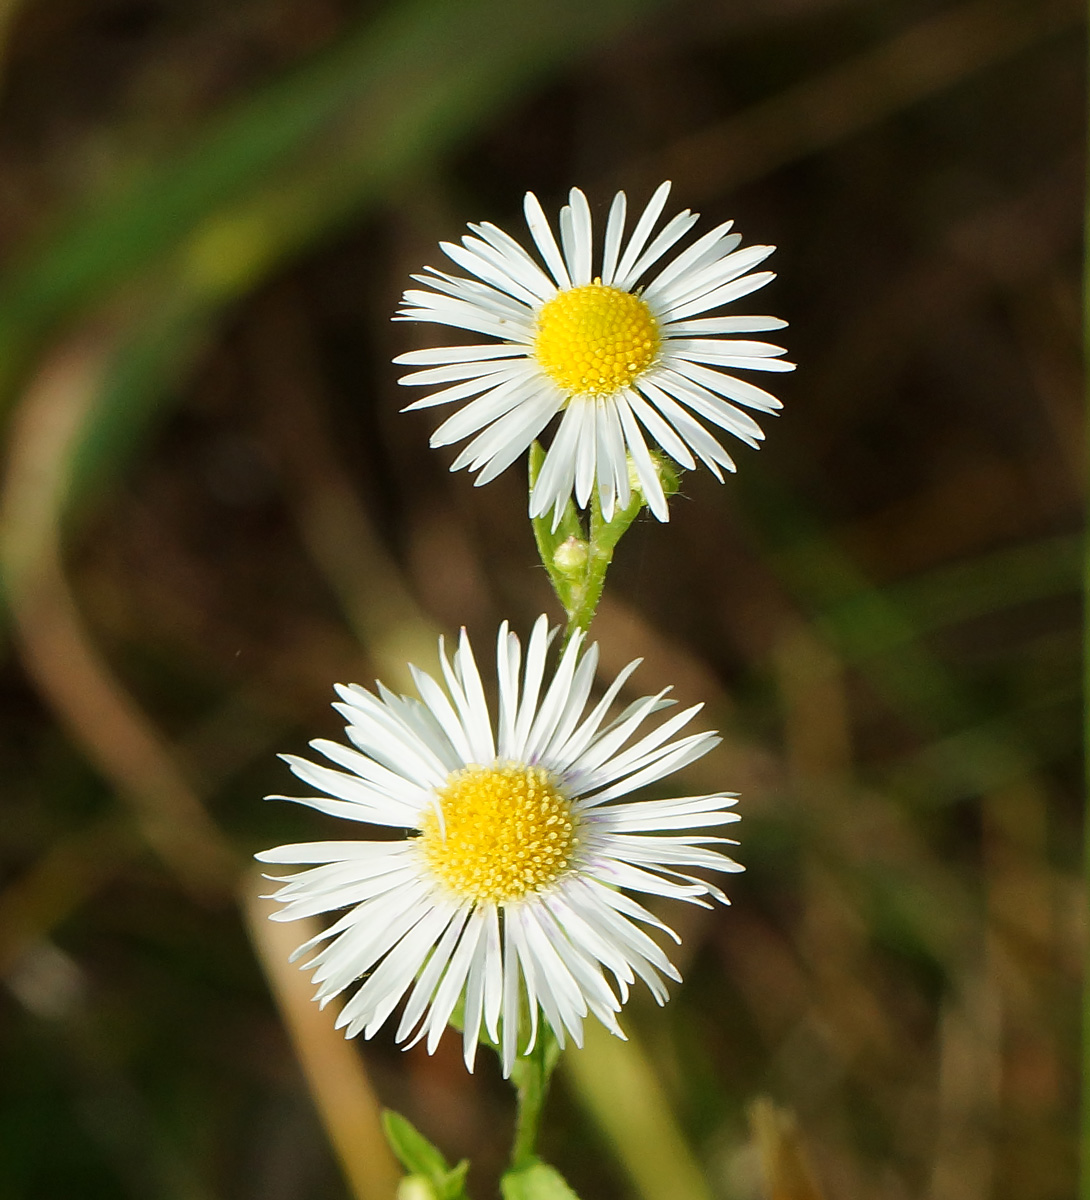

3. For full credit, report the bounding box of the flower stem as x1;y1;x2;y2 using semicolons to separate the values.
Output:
509;1027;560;1169
527;442;643;647
561;488;642;647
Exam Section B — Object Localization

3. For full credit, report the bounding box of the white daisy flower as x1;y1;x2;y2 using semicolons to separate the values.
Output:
257;615;741;1075
395;181;792;526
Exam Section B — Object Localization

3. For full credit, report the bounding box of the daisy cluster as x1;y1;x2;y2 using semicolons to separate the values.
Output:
259;183;784;1075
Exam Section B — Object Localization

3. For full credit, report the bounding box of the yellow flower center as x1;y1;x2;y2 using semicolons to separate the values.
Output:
534;280;660;396
419;763;578;904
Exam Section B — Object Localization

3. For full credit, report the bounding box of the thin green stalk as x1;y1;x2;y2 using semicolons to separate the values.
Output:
509;1027;560;1169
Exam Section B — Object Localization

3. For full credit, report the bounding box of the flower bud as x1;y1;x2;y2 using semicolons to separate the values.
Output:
552;535;589;577
397;1176;436;1200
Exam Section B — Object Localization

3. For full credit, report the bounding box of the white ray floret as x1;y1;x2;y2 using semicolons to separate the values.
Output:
258;616;741;1075
396;182;792;526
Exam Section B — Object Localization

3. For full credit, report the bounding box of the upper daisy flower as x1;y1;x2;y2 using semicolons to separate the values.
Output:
257;616;741;1075
395;181;793;526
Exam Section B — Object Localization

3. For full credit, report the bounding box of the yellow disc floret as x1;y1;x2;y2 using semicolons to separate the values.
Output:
419;762;578;904
534;280;659;396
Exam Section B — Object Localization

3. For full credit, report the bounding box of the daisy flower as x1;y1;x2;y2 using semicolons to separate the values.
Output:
395;181;792;526
257;616;740;1075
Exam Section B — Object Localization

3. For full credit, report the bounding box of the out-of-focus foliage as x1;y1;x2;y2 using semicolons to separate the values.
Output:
0;1;1081;1198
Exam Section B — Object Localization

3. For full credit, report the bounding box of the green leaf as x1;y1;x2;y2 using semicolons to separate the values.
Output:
443;1160;471;1199
382;1111;471;1200
383;1111;451;1179
501;1162;582;1200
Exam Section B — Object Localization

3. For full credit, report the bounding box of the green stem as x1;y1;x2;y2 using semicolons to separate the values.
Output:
509;1027;560;1169
527;441;644;647
561;488;643;648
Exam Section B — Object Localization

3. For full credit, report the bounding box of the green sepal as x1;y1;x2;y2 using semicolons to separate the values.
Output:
382;1110;470;1200
500;1161;582;1200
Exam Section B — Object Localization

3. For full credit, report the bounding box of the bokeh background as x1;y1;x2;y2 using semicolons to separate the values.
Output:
0;0;1083;1197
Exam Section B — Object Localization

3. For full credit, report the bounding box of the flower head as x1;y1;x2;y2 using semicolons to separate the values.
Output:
258;616;741;1074
396;182;792;526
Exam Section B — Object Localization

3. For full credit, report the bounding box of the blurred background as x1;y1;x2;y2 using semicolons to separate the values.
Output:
0;0;1082;1197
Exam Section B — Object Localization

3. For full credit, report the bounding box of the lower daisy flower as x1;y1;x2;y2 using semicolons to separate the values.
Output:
257;616;741;1074
395;181;793;526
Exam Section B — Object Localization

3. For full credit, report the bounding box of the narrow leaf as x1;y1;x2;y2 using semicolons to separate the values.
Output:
382;1110;451;1179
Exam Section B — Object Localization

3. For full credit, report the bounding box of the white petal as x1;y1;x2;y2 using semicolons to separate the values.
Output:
396;904;473;1043
595;793;739;832
613;181;672;285
668;359;784;413
524;191;572;290
451;626;496;763
538;641;599;762
397;357;528;387
409;664;475;765
595;398;630;519
495;621;521;758
400;364;529;414
448;384;562;479
468;221;559;300
665;270;776;323
427;375;541;445
522;629;586;761
616;397;666;521
423;906;490;1054
615;210;699;292
623;389;697;472
351;903;460;1039
394;342;530;367
511;615;553;755
480;905;503;1044
600;190;627;285
528;403;583;523
457;912;491;1068
549;656;644;771
256;840;411;865
651;368;766;446
637;378;737;479
661;315;787;336
442;239;546;308
642;221;738;297
567;188;594;285
501;923;522;1074
652;244;775;313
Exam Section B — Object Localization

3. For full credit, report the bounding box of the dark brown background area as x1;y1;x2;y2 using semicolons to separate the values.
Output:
0;1;1082;1198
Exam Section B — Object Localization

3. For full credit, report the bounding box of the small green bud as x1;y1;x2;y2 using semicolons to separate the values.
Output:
552;536;589;578
655;453;682;498
625;453;681;510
